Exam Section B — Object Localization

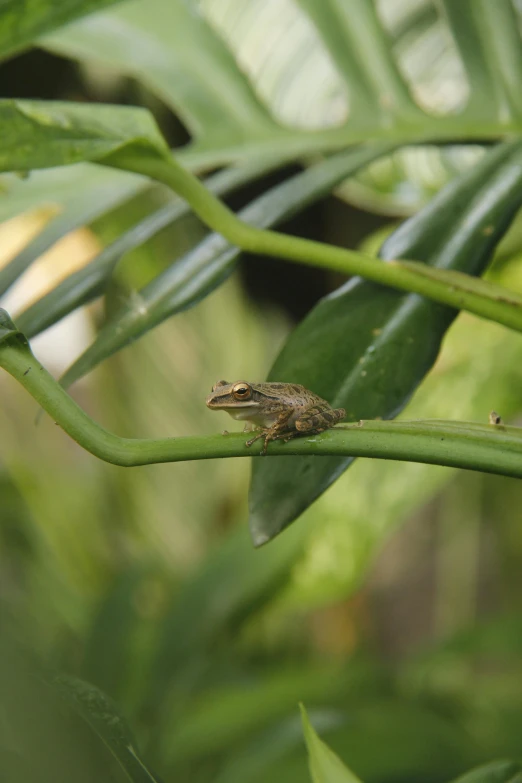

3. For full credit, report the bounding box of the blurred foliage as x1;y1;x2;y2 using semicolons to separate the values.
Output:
1;0;522;782
1;224;522;781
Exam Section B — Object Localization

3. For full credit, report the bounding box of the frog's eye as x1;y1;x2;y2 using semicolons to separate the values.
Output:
233;382;252;400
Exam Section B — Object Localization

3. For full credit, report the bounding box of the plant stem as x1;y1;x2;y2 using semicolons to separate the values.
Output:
2;339;522;477
105;152;522;334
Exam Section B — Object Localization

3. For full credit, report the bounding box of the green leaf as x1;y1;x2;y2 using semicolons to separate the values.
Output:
449;760;522;783
0;99;169;174
0;0;125;61
57;144;391;388
39;0;522;167
300;704;362;783
54;675;160;783
249;140;522;545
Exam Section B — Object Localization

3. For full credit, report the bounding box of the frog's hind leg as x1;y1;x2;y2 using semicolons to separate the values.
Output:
295;404;345;434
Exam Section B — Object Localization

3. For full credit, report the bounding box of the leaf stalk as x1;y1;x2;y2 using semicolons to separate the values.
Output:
1;336;521;478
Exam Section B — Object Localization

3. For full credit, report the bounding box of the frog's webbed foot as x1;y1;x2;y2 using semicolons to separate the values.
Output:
245;410;294;454
245;429;273;454
245;430;265;447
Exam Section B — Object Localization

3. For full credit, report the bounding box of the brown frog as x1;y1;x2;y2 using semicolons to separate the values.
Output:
206;380;345;454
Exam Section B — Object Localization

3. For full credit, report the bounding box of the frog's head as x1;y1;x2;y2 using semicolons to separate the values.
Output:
206;380;260;413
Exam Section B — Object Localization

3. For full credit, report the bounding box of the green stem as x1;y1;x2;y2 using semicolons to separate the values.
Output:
2;339;522;477
105;152;522;334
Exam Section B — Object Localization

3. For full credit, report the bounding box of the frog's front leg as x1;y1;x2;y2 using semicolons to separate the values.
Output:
245;410;293;454
294;403;346;436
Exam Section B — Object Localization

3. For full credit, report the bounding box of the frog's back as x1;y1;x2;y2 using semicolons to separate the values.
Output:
260;382;326;408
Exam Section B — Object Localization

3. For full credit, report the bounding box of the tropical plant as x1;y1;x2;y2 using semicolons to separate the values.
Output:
1;1;522;782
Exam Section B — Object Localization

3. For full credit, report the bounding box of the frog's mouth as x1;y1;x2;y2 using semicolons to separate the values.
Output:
205;397;260;410
214;403;260;411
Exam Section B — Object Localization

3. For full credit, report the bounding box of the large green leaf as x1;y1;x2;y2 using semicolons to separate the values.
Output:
249;140;522;545
57;144;390;388
0;99;169;174
0;0;125;61
39;0;522;167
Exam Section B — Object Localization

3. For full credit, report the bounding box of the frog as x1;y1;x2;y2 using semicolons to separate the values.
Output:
206;380;346;454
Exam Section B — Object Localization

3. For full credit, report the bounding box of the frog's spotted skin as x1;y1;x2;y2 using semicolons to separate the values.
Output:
206;380;345;454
